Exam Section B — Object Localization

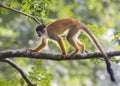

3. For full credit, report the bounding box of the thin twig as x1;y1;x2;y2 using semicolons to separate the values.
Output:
1;58;37;86
0;4;41;24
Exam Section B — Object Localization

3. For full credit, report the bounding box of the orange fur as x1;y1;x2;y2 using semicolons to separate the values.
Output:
29;18;116;82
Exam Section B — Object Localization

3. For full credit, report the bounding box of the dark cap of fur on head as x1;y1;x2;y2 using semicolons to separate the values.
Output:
36;24;46;32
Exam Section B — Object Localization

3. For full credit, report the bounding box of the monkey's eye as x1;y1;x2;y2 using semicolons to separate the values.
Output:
37;31;44;37
37;31;43;35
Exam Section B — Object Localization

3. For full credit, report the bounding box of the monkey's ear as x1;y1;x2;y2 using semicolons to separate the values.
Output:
39;24;46;29
42;24;46;28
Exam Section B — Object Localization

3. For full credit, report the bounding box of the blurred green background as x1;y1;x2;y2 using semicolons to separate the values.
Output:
0;0;120;86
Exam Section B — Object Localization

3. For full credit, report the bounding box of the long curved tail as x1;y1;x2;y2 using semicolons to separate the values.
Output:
82;25;116;82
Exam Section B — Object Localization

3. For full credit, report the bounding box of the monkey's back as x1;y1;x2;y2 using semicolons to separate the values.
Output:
47;18;80;36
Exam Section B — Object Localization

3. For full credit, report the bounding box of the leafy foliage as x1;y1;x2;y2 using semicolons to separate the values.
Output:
1;0;120;86
29;60;53;86
0;77;20;86
2;0;51;19
21;0;51;17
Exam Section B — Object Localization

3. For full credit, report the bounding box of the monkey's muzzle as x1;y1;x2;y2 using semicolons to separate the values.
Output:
38;34;41;37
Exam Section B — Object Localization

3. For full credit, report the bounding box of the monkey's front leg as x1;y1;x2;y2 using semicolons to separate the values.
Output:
29;37;47;52
53;37;67;58
57;38;67;56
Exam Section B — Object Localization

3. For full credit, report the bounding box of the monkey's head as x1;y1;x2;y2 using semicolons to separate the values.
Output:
36;24;46;37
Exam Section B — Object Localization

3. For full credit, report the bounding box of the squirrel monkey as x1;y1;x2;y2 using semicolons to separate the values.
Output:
29;18;116;82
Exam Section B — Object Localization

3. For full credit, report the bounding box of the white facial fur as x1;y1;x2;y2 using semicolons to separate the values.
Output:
42;28;49;38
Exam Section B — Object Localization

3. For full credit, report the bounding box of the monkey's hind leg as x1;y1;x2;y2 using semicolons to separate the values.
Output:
76;40;85;53
66;29;80;57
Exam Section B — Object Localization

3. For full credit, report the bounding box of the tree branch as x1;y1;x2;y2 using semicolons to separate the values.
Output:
1;58;37;86
0;4;42;24
0;50;120;60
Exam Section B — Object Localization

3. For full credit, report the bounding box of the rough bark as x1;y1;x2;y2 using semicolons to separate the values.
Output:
0;50;120;60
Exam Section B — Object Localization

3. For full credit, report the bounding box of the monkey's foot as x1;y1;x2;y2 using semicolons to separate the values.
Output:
28;48;38;52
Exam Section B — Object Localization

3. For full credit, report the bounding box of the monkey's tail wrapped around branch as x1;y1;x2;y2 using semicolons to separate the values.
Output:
82;25;117;83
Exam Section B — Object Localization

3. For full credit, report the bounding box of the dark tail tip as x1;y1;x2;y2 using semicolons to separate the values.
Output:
107;66;118;86
107;65;117;82
104;58;118;85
